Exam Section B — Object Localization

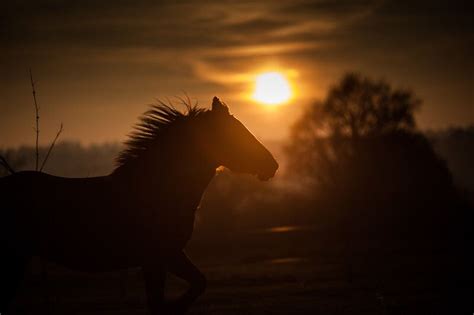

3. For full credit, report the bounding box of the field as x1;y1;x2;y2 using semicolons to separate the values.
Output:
9;224;471;315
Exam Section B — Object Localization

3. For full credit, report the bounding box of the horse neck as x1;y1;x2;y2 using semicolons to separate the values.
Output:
112;139;217;193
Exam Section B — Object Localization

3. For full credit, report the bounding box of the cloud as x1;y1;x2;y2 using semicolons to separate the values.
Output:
1;0;378;51
1;0;379;94
0;0;472;147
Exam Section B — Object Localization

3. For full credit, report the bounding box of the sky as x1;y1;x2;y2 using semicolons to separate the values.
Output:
1;0;472;147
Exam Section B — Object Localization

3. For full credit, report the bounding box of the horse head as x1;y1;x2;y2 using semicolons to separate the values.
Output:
200;97;278;181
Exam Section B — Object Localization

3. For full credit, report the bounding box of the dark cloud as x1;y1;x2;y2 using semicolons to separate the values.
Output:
280;0;379;18
1;0;376;51
223;18;294;34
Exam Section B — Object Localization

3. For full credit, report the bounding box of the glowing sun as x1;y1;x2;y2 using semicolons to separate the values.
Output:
252;72;292;106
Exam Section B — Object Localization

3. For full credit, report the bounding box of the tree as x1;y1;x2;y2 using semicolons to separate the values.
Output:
286;72;454;209
293;72;421;140
285;73;471;309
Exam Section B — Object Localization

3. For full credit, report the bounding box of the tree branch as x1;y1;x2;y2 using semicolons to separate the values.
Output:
0;155;15;174
40;123;63;172
29;68;40;171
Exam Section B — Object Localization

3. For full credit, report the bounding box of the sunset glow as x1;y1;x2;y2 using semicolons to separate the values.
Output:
253;72;292;106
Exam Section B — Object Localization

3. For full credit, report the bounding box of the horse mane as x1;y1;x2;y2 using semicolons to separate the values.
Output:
116;100;208;167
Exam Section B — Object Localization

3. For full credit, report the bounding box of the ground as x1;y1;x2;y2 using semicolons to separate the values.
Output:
9;225;472;314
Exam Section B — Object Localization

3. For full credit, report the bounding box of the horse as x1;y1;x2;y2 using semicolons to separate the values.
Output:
0;96;278;314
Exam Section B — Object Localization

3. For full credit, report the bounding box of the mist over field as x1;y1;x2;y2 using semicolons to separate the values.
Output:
2;125;474;197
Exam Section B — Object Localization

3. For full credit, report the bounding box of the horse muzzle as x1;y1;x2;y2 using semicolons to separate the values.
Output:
257;159;279;181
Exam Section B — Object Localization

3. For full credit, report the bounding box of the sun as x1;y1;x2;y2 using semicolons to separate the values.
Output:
252;72;292;106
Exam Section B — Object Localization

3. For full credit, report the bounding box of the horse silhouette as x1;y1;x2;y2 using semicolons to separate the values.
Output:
0;97;278;314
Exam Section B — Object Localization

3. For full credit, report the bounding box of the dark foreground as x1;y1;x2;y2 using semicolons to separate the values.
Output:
9;225;472;314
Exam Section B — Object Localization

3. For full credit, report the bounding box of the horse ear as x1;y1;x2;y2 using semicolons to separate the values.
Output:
212;96;229;114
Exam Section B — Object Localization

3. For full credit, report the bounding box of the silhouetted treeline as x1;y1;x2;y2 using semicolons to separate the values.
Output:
427;126;474;194
0;142;121;177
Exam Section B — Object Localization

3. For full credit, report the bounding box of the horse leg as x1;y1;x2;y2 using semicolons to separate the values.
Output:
143;261;167;315
0;249;29;314
166;251;207;313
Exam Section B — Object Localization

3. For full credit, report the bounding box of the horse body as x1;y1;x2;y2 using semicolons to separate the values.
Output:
1;160;214;272
0;97;278;314
2;171;144;271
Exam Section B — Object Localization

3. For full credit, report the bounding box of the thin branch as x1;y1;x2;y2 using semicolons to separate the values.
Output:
0;155;15;174
29;68;40;171
40;123;63;172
